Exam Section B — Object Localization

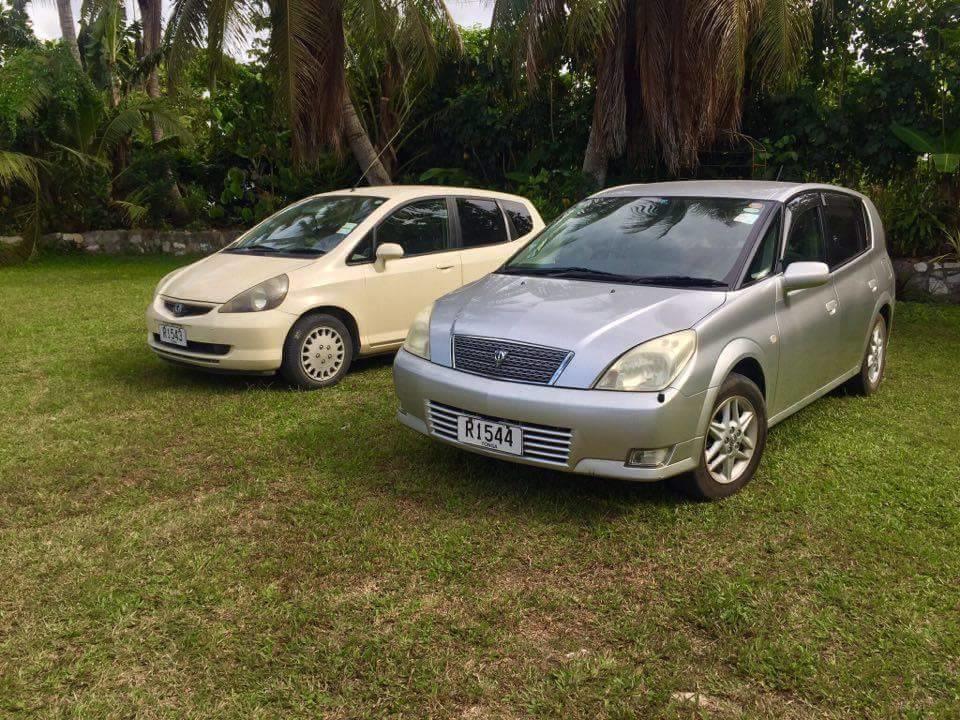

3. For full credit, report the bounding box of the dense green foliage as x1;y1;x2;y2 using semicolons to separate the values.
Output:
0;0;957;257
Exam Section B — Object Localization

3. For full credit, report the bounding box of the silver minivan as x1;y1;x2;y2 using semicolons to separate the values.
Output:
393;181;895;499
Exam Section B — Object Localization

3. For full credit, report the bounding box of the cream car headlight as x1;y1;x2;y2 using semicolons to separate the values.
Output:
595;330;696;392
218;274;289;313
403;303;434;360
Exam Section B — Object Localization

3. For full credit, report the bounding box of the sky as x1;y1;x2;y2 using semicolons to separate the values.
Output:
27;0;494;54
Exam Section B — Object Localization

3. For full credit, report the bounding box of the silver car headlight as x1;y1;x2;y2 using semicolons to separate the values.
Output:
403;303;434;359
218;274;289;313
595;330;696;392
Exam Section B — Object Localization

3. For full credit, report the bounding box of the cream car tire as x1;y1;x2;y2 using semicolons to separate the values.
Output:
845;314;887;396
280;314;354;389
673;373;768;501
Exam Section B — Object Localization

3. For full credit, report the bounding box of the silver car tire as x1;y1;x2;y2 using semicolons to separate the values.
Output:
846;314;887;396
673;372;768;501
280;313;354;389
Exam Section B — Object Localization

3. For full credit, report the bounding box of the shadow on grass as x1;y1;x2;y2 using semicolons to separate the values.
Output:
343;430;695;526
101;345;397;394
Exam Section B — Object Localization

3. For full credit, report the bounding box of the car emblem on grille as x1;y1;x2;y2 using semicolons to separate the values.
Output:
173;303;184;316
493;349;508;367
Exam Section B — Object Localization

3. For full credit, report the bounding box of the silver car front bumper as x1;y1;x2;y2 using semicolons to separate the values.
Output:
393;349;706;481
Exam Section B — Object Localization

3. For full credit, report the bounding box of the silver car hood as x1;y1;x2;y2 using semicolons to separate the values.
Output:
431;274;726;388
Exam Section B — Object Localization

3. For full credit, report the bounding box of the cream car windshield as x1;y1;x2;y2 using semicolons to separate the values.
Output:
501;196;772;287
227;195;386;256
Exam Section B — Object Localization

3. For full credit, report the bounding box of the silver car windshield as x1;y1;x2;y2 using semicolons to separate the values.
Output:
228;195;386;256
503;196;772;286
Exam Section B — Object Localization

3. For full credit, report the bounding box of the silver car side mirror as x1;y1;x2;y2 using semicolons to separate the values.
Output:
783;261;830;292
375;242;404;265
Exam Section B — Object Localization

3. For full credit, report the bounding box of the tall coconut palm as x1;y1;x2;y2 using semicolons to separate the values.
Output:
498;0;823;187
54;0;82;64
136;0;163;139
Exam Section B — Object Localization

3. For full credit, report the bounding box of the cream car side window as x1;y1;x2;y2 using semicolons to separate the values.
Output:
377;199;450;257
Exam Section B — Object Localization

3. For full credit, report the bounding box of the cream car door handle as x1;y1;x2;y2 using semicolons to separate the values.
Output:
868;279;878;293
436;263;455;270
825;299;839;315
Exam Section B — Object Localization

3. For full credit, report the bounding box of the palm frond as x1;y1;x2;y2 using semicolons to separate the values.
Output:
0;151;40;193
112;198;149;225
754;0;812;90
269;0;347;166
95;105;146;157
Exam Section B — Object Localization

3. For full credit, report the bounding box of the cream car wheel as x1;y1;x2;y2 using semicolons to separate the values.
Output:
300;326;346;382
281;313;354;389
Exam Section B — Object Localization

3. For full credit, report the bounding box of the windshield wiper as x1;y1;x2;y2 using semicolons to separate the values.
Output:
499;266;632;281
627;275;728;288
229;243;280;253
229;244;327;256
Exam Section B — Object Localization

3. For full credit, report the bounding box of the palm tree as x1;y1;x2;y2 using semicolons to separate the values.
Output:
136;0;163;139
167;0;461;183
55;0;82;64
498;0;821;187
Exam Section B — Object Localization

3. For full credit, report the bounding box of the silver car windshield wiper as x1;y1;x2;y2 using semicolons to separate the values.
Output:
627;275;728;288
500;266;632;281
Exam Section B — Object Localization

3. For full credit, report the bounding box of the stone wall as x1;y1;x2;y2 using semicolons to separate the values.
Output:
893;259;960;303
38;228;246;255
1;228;245;259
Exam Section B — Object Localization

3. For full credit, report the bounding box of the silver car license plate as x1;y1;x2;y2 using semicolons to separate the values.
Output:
457;415;523;456
159;323;187;347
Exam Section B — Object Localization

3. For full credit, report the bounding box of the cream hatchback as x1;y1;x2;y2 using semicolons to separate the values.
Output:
146;186;543;387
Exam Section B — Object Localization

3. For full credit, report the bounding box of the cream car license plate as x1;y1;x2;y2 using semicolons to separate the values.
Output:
159;323;187;347
457;415;523;456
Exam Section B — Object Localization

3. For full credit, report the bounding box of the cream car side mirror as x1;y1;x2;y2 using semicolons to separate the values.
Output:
376;243;404;265
783;261;829;292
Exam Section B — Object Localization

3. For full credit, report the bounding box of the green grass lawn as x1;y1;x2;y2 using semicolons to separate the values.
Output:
1;255;958;719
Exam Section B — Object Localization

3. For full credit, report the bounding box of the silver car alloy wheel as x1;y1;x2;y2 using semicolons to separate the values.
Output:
300;326;346;381
704;395;758;485
866;321;885;385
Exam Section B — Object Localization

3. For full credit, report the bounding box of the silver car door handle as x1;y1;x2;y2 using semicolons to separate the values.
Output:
868;279;878;293
825;299;839;315
436;264;455;270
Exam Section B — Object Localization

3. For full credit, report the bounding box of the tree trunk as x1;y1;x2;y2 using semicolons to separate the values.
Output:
582;121;608;189
55;0;82;65
137;0;163;141
342;95;391;186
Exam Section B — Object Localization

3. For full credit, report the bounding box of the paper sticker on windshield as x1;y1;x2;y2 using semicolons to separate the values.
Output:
734;213;759;225
336;222;358;235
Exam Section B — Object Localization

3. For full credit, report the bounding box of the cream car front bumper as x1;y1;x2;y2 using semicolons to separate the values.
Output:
145;295;294;372
393;348;707;481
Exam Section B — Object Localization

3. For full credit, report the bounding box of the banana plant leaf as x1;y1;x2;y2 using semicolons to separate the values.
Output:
891;123;960;173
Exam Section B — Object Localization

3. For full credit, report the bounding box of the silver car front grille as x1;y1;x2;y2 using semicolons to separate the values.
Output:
452;335;572;385
426;400;573;466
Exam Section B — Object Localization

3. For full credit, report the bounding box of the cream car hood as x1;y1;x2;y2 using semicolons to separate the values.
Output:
160;252;317;303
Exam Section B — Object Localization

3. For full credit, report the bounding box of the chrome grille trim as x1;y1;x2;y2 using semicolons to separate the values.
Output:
452;335;572;385
426;400;573;466
163;299;214;317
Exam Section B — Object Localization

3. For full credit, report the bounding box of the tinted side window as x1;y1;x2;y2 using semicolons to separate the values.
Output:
500;200;534;237
458;198;508;247
823;194;866;268
377;199;449;256
784;205;825;265
745;211;781;284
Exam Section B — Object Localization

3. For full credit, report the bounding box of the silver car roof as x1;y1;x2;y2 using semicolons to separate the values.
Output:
597;180;858;203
